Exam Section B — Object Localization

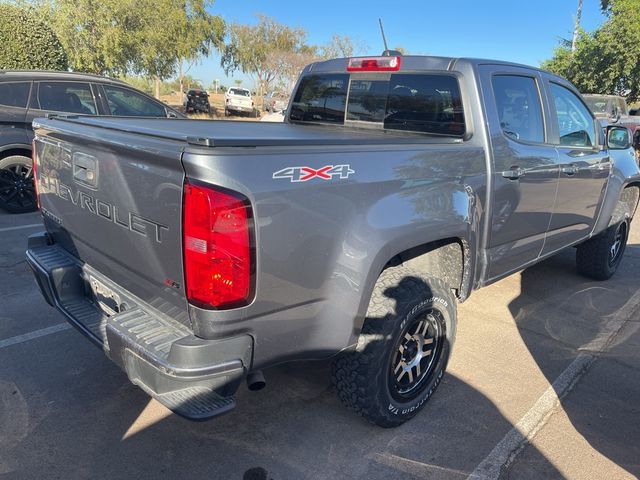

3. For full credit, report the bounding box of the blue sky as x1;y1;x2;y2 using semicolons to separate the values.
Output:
190;0;607;88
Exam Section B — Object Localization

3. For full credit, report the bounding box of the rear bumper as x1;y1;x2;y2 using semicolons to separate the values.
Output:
26;232;253;420
226;104;253;112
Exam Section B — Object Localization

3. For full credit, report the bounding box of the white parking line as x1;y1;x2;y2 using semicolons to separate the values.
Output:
0;223;42;234
468;288;640;479
0;323;72;350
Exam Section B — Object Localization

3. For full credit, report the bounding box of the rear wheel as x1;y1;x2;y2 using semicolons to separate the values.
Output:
0;155;37;214
576;220;629;280
332;267;456;427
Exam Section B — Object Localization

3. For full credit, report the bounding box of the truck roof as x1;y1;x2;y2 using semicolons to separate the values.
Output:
307;55;557;78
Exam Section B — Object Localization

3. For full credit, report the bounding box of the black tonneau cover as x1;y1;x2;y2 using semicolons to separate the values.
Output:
35;116;463;148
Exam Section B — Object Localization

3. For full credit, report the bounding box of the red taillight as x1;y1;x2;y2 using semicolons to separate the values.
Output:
347;56;401;72
183;182;253;309
31;140;40;209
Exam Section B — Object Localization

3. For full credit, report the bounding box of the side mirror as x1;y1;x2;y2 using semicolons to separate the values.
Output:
606;125;631;150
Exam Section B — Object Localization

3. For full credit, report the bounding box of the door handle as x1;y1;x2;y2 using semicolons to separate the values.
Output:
502;166;526;180
561;163;579;175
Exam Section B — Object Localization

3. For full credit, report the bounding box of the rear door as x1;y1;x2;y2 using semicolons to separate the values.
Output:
478;66;560;279
541;80;610;255
0;81;31;146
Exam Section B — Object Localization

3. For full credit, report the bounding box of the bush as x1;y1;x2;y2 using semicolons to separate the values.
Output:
0;4;68;70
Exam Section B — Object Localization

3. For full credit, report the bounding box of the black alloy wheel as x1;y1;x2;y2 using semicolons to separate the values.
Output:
0;157;37;213
389;308;444;401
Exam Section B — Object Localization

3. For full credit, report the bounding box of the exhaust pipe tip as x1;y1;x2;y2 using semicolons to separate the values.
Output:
246;370;266;391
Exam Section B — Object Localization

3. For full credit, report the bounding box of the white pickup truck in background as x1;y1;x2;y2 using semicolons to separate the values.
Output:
224;87;256;117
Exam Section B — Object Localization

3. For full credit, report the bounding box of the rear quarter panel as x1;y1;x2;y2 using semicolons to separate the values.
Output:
182;141;487;368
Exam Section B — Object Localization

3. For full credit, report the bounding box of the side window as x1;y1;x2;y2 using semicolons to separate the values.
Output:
103;85;167;117
38;82;96;114
550;83;595;148
491;75;545;143
0;82;31;108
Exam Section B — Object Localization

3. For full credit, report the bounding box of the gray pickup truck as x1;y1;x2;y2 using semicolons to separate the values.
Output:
27;55;640;427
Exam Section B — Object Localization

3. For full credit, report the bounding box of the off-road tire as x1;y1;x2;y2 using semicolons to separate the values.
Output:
0;155;37;214
332;266;457;427
576;220;629;280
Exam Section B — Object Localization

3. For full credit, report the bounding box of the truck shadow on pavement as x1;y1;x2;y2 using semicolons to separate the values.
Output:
9;243;635;478
57;277;565;480
507;242;640;478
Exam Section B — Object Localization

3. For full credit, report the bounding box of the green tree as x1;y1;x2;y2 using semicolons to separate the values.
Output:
44;0;224;97
43;0;138;75
221;15;307;96
119;75;154;95
0;3;68;70
542;0;640;101
135;0;225;97
320;34;365;59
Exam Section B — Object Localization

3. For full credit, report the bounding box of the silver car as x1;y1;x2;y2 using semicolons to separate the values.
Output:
263;92;289;113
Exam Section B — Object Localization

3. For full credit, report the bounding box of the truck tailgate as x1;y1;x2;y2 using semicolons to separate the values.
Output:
33;119;189;326
230;95;252;107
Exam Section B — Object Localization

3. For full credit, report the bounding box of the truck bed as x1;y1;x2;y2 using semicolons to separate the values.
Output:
36;116;464;148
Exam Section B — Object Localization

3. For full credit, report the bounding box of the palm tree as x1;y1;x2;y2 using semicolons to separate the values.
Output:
572;0;584;52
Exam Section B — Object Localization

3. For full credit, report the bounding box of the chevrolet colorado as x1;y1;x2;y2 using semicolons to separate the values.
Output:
27;55;640;427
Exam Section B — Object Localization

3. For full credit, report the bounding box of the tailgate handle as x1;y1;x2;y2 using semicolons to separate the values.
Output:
72;153;98;188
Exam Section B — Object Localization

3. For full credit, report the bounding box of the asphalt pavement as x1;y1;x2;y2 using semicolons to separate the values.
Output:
1;209;639;480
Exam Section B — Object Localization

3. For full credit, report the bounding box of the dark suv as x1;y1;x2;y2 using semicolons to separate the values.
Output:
0;70;183;213
185;89;210;113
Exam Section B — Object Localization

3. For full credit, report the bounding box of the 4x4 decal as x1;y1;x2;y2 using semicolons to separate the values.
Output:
272;164;355;182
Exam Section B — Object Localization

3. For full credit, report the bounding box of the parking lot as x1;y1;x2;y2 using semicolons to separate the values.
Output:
1;209;639;480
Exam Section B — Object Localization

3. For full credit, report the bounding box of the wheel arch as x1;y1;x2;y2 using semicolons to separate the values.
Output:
351;234;472;343
609;184;639;227
385;238;470;300
0;144;32;160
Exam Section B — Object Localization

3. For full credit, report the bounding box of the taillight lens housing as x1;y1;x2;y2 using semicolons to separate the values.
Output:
31;140;40;209
183;181;254;309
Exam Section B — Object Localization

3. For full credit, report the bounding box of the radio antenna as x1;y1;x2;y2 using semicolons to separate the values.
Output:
379;18;389;52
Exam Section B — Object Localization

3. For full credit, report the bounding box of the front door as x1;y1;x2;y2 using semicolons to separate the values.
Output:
541;81;610;255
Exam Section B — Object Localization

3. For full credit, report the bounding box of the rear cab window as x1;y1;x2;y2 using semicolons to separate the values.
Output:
0;82;31;108
229;88;250;97
289;73;466;137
